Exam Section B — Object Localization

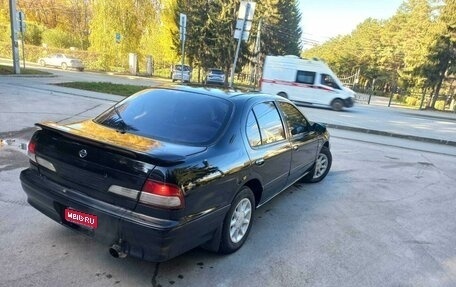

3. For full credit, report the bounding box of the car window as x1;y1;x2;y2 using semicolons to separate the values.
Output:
175;65;190;72
252;102;285;145
296;70;315;85
246;110;262;147
321;73;341;90
95;89;232;145
210;69;224;74
277;102;309;136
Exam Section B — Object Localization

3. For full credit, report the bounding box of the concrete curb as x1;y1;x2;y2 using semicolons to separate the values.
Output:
324;123;456;147
0;74;57;78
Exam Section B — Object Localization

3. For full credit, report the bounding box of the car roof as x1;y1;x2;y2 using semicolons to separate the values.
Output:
145;84;282;103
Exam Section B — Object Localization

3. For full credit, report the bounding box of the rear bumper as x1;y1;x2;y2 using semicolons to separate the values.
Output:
172;73;191;81
69;63;84;69
206;77;225;85
20;168;228;262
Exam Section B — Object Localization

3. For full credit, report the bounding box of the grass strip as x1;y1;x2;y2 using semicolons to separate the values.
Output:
0;64;52;75
55;82;150;97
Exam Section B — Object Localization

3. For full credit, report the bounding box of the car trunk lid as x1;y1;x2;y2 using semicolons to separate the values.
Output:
32;121;206;210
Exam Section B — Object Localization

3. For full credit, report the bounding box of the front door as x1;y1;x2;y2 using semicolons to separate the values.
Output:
245;102;292;204
277;101;320;184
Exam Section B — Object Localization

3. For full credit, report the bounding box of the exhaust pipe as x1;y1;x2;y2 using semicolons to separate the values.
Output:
109;244;127;259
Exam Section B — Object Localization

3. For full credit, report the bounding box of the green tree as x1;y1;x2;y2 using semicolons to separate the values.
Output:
89;0;143;69
140;0;177;66
260;0;302;56
424;0;456;108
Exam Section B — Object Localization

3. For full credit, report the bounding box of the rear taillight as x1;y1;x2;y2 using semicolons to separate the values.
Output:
27;139;37;162
139;179;184;209
27;137;56;171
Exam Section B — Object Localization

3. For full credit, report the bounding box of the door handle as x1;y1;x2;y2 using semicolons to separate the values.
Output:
255;158;265;166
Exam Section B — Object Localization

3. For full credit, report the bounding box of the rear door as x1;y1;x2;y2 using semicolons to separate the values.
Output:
245;101;292;203
291;70;317;104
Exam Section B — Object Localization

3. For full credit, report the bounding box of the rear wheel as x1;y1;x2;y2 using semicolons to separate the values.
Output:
219;187;255;254
278;92;288;99
331;99;344;111
61;62;68;70
302;146;332;183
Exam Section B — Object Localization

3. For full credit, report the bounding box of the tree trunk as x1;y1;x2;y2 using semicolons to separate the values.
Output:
427;87;435;109
430;70;447;108
430;58;451;108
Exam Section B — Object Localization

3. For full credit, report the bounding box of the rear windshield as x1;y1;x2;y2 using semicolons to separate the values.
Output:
174;65;191;71
95;89;232;145
210;69;224;74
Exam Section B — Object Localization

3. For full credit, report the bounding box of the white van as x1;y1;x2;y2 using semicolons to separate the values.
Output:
261;55;355;110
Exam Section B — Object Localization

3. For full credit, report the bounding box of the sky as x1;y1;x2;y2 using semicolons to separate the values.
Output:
299;0;405;48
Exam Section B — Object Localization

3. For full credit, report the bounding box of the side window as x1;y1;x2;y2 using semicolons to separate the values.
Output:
253;102;285;144
321;74;341;90
277;102;309;136
246;111;262;147
296;70;316;85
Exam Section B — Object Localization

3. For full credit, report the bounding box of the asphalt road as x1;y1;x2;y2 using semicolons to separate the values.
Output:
1;74;456;287
298;104;456;144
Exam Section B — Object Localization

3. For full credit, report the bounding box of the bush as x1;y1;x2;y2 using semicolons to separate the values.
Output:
405;96;418;106
0;22;9;43
25;23;44;46
0;41;102;70
434;100;446;111
42;28;79;49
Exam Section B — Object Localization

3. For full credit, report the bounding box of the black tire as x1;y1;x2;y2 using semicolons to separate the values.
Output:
78;68;84;72
61;62;68;70
219;187;255;254
278;92;288;99
331;99;344;111
302;146;332;183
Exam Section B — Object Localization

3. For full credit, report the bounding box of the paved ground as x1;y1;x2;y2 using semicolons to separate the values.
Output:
1;74;456;287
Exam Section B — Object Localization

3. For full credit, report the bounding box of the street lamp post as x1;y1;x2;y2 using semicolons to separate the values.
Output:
8;0;20;74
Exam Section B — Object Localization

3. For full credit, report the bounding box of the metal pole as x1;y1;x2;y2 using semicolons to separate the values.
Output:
229;3;250;88
9;0;20;74
181;38;185;83
180;13;186;84
21;32;25;69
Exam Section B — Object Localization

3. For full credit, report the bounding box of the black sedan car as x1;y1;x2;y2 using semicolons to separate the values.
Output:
20;86;332;262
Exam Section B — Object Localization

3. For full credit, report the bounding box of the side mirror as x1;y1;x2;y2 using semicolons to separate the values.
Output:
311;122;327;133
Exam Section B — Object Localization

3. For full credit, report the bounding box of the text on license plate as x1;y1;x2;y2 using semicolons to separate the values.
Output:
64;208;98;229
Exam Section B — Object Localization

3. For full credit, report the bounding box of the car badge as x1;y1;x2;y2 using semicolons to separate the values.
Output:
79;149;88;158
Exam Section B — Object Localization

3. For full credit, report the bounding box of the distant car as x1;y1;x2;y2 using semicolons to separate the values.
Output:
205;68;225;85
171;64;192;82
38;54;84;71
20;86;332;262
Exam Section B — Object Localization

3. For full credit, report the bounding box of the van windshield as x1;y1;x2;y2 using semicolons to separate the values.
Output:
321;74;341;90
